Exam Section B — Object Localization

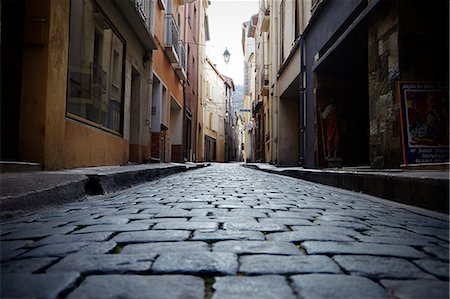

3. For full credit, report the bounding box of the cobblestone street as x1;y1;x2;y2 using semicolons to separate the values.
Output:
1;163;449;298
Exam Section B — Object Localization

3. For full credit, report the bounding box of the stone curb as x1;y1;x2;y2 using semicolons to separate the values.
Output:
244;164;449;213
1;164;208;218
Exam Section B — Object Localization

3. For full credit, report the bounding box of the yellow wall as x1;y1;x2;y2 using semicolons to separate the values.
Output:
64;119;128;168
20;0;69;170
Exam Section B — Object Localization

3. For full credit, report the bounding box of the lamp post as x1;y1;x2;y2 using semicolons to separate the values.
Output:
223;48;230;64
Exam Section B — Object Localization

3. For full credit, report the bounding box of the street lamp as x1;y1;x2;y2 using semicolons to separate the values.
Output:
223;48;230;64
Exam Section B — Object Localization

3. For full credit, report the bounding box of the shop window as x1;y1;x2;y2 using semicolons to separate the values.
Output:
67;0;125;134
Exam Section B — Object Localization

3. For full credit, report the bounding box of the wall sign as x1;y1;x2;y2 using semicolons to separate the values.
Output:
398;82;449;165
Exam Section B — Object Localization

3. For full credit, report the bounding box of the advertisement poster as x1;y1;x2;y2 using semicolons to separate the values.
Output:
398;82;449;165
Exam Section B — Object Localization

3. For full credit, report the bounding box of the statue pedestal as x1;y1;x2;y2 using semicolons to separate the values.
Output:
327;157;343;168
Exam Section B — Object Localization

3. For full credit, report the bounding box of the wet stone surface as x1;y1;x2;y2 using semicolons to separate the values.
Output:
1;163;448;298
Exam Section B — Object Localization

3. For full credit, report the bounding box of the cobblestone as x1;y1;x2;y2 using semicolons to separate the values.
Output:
380;279;449;299
212;275;296;299
67;275;204;299
290;274;390;298
1;163;448;298
332;255;434;279
47;254;156;274
152;252;238;275
239;254;342;275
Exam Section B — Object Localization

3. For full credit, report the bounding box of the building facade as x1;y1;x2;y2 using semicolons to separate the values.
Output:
150;0;186;163
196;0;210;162
202;57;227;162
183;0;200;162
1;0;157;169
242;18;257;163
261;0;448;169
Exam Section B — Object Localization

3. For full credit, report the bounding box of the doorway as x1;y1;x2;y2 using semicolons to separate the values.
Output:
1;1;25;160
129;67;141;162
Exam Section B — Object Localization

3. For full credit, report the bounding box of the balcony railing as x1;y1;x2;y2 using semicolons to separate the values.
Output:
261;64;269;96
164;14;180;62
164;13;186;80
172;40;187;80
131;0;149;24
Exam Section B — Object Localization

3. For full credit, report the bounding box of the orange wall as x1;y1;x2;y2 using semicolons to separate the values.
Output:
64;119;128;168
153;1;183;103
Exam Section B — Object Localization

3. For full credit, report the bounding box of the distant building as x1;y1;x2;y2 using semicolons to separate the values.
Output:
202;57;227;162
242;18;257;163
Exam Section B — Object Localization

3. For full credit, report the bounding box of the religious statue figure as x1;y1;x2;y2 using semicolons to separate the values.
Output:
321;99;340;160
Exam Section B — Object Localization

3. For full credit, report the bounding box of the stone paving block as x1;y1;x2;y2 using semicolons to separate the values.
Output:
152;221;218;230
73;223;150;234
1;226;77;240
32;232;113;247
154;209;208;218
333;255;434;279
21;241;116;257
240;254;342;275
267;230;355;242
48;254;156;274
67;275;204;299
1;248;29;261
190;216;258;223
253;204;291;211
170;203;212;209
192;230;265;241
112;230;190;243
413;259;450;278
407;226;449;241
217;204;252;209
380;279;449;299
422;245;449;261
1;257;57;274
1;273;80;299
312;221;371;231
131;217;189;225
70;216;130;226
258;218;313;226
303;241;428;258
1;240;34;253
122;241;210;254
212;275;296;299
355;235;439;247
223;221;288;232
214;241;302;255
290;274;390;299
152;251;238;275
213;210;268;218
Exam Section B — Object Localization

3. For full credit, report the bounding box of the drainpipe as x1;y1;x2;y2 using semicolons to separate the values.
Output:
182;4;188;162
299;35;306;166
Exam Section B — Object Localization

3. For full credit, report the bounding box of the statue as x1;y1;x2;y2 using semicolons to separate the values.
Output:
321;98;340;161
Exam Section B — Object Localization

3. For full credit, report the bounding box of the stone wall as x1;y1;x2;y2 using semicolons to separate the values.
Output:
368;3;401;168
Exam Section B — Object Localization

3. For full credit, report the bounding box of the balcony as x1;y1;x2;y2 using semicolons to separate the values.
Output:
111;0;156;51
164;14;181;62
261;64;269;96
260;8;270;32
131;0;148;24
164;14;186;80
172;40;187;80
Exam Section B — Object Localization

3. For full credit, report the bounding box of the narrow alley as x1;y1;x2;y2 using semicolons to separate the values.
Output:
1;164;448;298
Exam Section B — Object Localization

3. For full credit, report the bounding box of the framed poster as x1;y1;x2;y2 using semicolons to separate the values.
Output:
398;82;449;165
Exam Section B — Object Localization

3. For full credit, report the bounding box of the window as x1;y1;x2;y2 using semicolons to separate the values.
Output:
67;0;125;134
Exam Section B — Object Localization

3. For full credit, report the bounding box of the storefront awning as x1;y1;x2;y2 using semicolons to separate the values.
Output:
313;0;381;72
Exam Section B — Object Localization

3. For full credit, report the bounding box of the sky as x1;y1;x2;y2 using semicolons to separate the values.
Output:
206;0;259;86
